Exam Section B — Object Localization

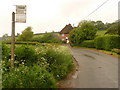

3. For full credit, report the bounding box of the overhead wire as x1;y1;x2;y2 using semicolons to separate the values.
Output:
82;0;110;20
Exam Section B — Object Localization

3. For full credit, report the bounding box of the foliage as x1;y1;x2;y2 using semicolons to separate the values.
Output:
37;46;73;80
31;33;61;43
3;41;40;45
111;48;120;54
80;20;109;30
2;43;11;60
96;30;107;36
80;21;97;40
94;35;120;50
2;64;57;88
2;34;11;41
15;45;38;65
30;35;43;42
79;40;95;48
69;27;82;45
105;23;120;35
91;20;105;30
70;21;97;45
18;27;33;41
2;43;74;88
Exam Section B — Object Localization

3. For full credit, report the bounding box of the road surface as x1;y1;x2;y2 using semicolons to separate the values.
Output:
66;46;118;88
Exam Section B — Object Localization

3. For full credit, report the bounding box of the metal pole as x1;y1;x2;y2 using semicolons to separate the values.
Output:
11;12;15;68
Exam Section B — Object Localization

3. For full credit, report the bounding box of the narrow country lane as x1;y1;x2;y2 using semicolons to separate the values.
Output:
67;46;118;88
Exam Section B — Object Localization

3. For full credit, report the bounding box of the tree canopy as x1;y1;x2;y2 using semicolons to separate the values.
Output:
18;27;33;41
105;22;120;35
70;21;98;45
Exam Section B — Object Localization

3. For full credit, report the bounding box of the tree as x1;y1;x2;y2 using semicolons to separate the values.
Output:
2;34;9;41
70;21;98;45
18;27;33;41
80;21;98;40
69;27;81;45
105;22;120;35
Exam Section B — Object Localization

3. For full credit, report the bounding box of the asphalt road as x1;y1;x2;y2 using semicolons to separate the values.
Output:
69;47;118;88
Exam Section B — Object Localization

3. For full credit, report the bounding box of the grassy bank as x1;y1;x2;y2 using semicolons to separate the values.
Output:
2;43;74;88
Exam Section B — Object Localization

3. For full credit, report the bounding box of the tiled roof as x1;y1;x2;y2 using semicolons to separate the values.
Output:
60;24;73;34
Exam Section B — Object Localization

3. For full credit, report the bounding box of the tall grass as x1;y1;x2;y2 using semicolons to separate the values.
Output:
2;43;73;88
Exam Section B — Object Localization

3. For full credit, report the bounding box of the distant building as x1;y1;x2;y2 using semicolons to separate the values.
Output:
59;24;73;43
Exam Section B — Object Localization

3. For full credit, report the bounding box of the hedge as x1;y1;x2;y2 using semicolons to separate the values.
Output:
79;40;95;48
94;35;120;50
3;41;39;45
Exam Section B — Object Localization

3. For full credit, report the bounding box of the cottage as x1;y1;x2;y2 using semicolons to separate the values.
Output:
59;24;73;43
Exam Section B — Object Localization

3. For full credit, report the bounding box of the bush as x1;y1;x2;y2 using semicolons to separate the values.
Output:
94;36;104;50
70;28;82;45
30;33;61;43
80;40;95;48
94;35;120;50
70;21;97;46
2;65;57;88
2;43;74;87
2;43;11;60
30;35;43;42
15;45;38;65
37;46;73;80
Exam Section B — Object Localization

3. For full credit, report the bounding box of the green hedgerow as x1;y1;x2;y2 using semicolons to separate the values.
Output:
79;40;95;48
94;35;120;50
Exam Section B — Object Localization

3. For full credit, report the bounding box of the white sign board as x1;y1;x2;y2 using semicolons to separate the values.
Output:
16;5;26;23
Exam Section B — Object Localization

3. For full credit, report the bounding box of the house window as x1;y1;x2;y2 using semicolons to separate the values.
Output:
61;34;64;36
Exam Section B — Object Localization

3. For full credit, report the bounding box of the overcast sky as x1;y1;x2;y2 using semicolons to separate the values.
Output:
0;0;119;36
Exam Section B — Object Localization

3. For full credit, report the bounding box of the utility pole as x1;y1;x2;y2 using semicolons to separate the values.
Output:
11;12;15;68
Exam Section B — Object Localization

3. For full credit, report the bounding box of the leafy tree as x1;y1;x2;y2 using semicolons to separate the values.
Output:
95;21;104;30
18;27;33;41
70;21;97;45
105;22;120;35
2;34;10;41
91;20;106;30
69;27;81;45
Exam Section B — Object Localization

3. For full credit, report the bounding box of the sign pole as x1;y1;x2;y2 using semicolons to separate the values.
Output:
11;12;15;68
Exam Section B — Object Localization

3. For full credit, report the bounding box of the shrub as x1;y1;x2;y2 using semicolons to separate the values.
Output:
37;46;73;80
80;40;95;48
15;45;37;65
94;36;104;50
2;43;74;87
70;21;97;46
2;65;57;88
70;28;82;45
94;35;120;50
30;33;61;43
2;43;11;60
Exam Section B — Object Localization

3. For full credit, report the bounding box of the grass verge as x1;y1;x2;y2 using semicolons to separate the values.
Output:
72;46;120;58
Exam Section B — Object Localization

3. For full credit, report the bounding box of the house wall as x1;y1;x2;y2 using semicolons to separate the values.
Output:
59;34;69;42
